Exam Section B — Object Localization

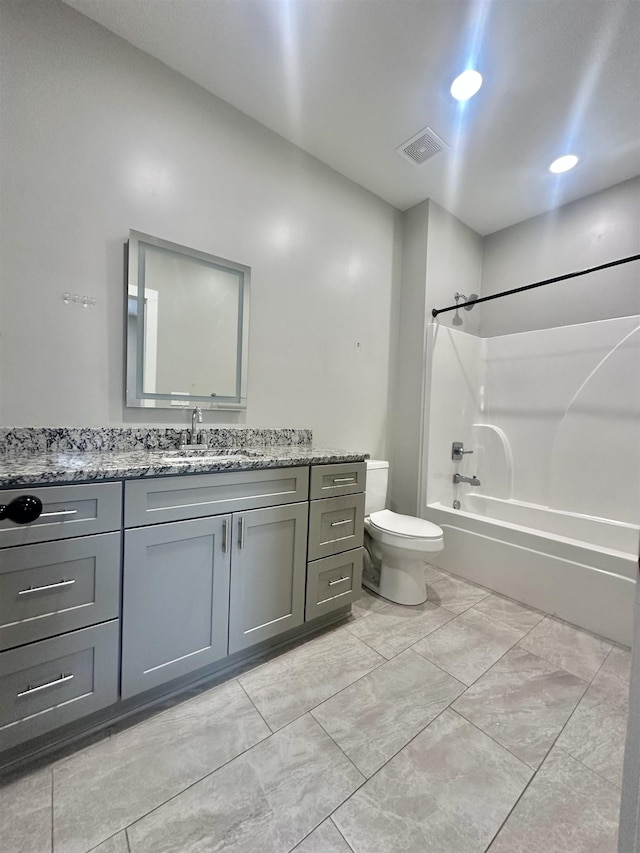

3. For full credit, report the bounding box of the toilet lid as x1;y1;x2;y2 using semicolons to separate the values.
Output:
368;510;443;539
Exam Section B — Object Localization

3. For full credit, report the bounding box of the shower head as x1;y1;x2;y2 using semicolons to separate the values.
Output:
454;292;479;311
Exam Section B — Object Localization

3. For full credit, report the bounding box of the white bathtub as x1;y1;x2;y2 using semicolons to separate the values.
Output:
426;497;638;645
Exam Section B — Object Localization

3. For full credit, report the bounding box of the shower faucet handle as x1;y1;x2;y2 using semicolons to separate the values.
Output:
451;441;473;461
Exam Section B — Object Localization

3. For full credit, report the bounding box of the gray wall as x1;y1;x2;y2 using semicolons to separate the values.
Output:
619;561;640;852
481;177;640;337
388;201;429;515
389;199;483;514
425;201;483;337
0;0;401;457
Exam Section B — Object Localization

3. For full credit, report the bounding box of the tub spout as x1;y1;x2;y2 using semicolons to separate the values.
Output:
453;473;481;486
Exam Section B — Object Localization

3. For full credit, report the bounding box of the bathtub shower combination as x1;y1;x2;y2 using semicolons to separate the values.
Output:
423;296;640;646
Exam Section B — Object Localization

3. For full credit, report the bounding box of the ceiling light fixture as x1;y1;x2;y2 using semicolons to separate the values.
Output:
549;154;579;173
450;69;483;101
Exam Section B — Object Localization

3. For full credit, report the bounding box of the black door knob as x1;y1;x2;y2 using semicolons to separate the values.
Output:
0;495;43;524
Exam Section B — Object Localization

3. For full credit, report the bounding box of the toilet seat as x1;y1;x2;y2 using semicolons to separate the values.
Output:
366;510;444;552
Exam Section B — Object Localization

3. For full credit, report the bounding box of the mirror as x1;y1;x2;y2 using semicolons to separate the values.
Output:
126;231;250;409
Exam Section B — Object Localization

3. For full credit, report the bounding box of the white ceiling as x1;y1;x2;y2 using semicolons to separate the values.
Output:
63;0;640;235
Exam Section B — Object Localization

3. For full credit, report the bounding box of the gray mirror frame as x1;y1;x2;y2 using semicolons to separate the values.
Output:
125;231;250;410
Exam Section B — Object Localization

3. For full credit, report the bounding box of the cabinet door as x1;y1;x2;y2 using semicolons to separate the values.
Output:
121;516;231;699
228;502;308;654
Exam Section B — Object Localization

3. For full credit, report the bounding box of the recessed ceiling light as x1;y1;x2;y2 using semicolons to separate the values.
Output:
549;154;579;173
450;70;483;101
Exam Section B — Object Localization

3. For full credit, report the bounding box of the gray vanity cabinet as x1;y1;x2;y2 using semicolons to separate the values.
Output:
0;481;122;751
228;502;308;654
121;468;310;697
305;463;365;621
120;515;231;700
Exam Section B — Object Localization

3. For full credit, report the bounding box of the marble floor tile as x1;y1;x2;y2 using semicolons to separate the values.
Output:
127;714;364;853
311;648;465;777
472;593;544;633
333;709;532;853
555;668;630;787
601;644;632;682
0;768;52;853
428;573;491;614
345;599;454;659
518;617;612;682
239;627;383;731
53;679;270;853
453;647;587;767
294;819;352;852
488;747;621;853
89;832;130;853
412;609;525;686
424;563;446;584
349;587;387;620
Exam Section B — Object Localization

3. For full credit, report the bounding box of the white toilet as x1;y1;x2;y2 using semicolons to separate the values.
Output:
363;460;444;605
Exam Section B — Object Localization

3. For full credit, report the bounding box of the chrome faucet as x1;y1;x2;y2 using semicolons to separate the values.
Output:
451;441;473;461
453;473;481;486
190;406;203;445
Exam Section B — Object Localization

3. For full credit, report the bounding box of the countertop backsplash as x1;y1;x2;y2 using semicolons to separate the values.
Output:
0;427;367;487
0;427;313;455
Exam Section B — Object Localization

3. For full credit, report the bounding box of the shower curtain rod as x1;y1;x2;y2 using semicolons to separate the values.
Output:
431;253;640;318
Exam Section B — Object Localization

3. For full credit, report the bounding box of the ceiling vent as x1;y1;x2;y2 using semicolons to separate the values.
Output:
397;126;448;166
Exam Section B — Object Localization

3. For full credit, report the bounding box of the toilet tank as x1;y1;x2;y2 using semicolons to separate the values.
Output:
365;460;389;515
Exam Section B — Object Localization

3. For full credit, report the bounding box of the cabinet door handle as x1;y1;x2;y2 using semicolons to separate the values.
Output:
40;509;78;519
222;519;228;553
18;579;76;595
17;673;74;698
328;576;350;586
332;477;355;484
238;517;245;549
330;519;352;527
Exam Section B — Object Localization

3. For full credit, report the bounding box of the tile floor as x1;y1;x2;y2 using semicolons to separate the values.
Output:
0;566;631;853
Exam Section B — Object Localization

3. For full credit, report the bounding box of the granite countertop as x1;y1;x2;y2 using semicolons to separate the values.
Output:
0;445;368;488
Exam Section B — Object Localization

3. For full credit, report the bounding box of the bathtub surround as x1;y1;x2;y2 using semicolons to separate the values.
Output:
416;182;640;648
423;315;639;645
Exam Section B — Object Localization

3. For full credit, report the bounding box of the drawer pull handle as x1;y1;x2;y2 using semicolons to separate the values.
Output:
330;519;352;527
18;579;76;596
238;517;245;549
40;509;78;519
0;495;43;525
17;673;74;698
328;576;350;587
222;519;228;553
332;477;355;484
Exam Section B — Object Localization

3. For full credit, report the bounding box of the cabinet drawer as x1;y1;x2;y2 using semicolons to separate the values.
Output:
0;620;119;751
0;482;122;548
305;549;364;621
124;467;309;527
0;533;121;652
308;493;365;561
310;462;366;500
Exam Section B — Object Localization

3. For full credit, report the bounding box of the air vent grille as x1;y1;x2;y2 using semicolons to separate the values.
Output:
397;126;448;166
